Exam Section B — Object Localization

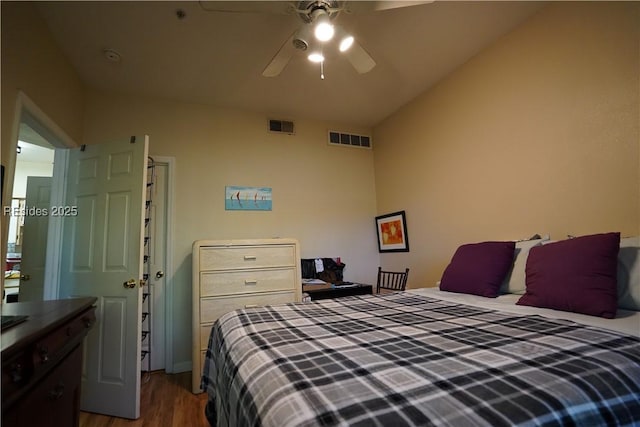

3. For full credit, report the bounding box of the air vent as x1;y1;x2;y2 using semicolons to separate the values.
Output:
269;119;295;135
328;131;372;149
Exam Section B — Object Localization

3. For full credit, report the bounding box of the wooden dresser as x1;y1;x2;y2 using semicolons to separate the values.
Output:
1;297;97;427
192;238;301;393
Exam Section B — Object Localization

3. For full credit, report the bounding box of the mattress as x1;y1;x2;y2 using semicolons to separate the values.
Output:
408;287;640;337
201;292;640;427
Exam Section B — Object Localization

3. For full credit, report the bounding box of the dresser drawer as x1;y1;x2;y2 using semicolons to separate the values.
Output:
201;268;295;297
200;324;213;350
3;345;82;427
200;291;295;324
1;351;33;405
199;245;295;270
32;308;96;369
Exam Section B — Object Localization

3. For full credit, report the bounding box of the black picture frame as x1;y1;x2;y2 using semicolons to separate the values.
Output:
375;210;409;253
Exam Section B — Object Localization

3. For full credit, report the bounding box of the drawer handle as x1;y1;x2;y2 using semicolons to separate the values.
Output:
244;304;258;309
244;280;258;286
10;363;23;383
39;346;50;363
83;317;94;328
243;255;257;261
48;382;65;400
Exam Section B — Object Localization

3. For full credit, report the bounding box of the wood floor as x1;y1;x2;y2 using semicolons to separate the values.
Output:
79;371;210;427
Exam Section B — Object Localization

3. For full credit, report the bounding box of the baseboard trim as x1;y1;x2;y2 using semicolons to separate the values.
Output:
173;361;192;373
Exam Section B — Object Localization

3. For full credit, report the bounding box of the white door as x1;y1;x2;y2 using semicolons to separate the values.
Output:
59;135;149;419
18;176;52;302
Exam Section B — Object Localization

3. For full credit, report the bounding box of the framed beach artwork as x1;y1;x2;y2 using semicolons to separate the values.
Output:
225;186;272;211
375;210;409;252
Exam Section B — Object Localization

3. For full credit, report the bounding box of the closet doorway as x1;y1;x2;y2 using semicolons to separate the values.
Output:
144;158;175;373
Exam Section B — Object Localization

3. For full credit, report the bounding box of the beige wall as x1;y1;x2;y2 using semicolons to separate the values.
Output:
374;1;640;288
1;2;84;289
0;2;84;167
82;90;379;367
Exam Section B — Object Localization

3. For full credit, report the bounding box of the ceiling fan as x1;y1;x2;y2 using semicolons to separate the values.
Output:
200;1;433;79
263;0;375;79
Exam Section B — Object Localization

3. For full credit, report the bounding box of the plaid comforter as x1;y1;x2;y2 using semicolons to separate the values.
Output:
201;292;640;427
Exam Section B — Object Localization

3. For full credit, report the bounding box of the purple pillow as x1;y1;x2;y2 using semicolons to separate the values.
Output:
517;232;620;318
440;241;516;298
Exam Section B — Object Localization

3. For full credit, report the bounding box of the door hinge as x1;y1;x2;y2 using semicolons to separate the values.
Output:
130;136;136;144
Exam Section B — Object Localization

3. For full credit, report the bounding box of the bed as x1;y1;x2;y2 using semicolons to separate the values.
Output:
201;233;640;426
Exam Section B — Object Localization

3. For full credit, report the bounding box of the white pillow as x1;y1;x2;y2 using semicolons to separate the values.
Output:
617;236;640;311
500;237;549;294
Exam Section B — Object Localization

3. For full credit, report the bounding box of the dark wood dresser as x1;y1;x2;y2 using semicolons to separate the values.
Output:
1;297;97;427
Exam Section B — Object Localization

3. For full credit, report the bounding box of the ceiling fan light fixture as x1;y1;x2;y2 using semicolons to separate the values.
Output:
315;22;334;41
339;35;354;52
313;10;334;42
262;1;377;77
308;52;325;63
293;24;312;51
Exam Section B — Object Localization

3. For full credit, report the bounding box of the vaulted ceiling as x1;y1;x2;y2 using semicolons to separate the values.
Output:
35;1;545;127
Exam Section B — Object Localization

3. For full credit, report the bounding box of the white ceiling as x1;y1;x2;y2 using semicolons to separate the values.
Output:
35;1;545;128
16;139;55;164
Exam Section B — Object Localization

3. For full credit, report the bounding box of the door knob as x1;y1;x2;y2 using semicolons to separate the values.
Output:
155;271;164;279
20;274;31;281
123;279;137;289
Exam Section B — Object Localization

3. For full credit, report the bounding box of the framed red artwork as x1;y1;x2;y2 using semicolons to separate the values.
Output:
375;210;409;252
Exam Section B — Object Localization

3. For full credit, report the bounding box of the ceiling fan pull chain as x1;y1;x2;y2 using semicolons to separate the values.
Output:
320;60;325;80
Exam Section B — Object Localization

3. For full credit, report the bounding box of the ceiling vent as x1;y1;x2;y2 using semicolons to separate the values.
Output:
328;130;372;149
268;119;295;135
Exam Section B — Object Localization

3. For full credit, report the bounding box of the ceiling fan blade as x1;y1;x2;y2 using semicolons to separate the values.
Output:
262;33;297;77
344;40;376;74
346;1;434;13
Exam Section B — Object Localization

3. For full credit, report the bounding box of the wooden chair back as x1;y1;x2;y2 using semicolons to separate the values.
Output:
376;267;409;293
